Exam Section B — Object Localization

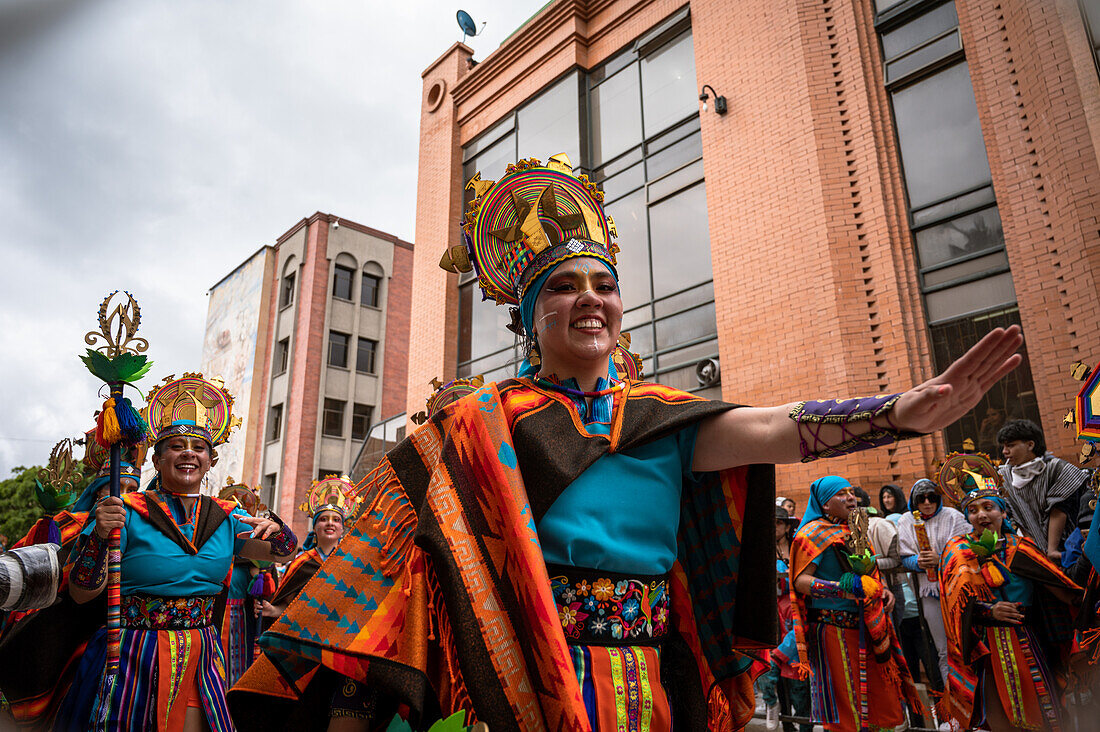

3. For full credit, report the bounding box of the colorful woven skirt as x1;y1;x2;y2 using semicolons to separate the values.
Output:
551;565;672;732
806;613;906;732
54;595;235;732
978;624;1063;731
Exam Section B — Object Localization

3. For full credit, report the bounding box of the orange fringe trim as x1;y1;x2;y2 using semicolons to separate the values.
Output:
424;559;475;722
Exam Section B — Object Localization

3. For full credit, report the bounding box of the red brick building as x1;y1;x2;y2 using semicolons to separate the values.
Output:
203;213;412;534
406;0;1100;506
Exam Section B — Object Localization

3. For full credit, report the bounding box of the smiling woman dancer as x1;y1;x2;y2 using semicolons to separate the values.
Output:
937;454;1082;732
261;476;358;626
61;375;299;732
230;154;1024;732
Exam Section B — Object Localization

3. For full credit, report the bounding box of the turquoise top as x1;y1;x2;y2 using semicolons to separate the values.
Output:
807;547;860;612
535;377;700;575
228;563;252;600
992;551;1034;607
82;491;252;597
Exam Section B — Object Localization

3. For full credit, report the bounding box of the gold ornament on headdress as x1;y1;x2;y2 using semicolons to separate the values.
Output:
299;474;362;519
36;438;81;497
144;373;241;446
411;375;486;425
937;452;1001;508
219;477;265;516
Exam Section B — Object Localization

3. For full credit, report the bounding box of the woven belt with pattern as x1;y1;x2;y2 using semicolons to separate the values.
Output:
547;563;669;646
808;607;860;629
121;594;217;630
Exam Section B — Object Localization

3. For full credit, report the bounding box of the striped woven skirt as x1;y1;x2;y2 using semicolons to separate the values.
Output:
221;597;255;687
552;565;672;732
978;624;1063;731
806;612;906;732
54;595;234;731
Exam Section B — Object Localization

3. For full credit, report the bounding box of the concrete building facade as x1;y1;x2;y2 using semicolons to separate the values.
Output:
204;212;412;534
407;0;1100;506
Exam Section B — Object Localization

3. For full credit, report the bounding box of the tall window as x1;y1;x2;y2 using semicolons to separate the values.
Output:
351;403;373;441
361;273;381;308
356;338;378;374
333;265;354;301
274;337;289;375
280;271;296;308
878;0;1040;451
267;404;283;442
1081;0;1100;74
322;398;345;437
457;13;715;393
262;473;277;506
328;331;349;368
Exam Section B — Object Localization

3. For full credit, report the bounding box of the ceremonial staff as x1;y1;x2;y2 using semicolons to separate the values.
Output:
80;291;153;696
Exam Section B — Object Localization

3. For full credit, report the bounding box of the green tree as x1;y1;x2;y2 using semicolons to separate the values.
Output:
0;465;92;547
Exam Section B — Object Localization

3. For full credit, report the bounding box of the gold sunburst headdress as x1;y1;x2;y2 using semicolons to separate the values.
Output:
219;477;266;516
937;452;1002;510
143;373;241;449
299;474;361;521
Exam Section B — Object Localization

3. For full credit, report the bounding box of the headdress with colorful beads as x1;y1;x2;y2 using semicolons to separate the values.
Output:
411;376;486;425
439;153;619;307
936;451;1002;510
219;477;265;516
143;373;241;448
299;474;361;521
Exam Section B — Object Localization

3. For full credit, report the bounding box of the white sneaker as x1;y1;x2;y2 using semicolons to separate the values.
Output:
765;703;779;730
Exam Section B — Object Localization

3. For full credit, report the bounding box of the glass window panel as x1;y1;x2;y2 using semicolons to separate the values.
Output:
463;115;515;161
653;281;714;319
351;403;373;441
885;31;961;83
333;265;354;300
655;338;719;371
275;338;289;375
648;183;713;300
646;131;702;181
518;72;581;165
914;206;1004;268
647;158;704;201
654;302;717;350
646;116;701;154
464;132;516;185
322;399;345;437
464;348;519;378
280;273;295;308
929;307;1040;454
267;405;282;442
600;162;646;202
605;190;651;311
328;331;349;368
924;272;1016;324
590;67;643;165
594;147;643;181
590;48;637;84
361;274;381;307
356;338;378;374
923;250;1009;287
622;305;651;331
640;31;698;136
891;62;992;209
911;185;995;227
458;283;514;364
881;2;959;61
623;323;654;361
875;0;907;12
655;362;704;392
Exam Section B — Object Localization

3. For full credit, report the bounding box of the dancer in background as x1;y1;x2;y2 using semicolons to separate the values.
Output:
938;453;1081;732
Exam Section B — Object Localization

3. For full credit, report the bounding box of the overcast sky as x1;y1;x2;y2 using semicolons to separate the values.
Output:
0;0;542;475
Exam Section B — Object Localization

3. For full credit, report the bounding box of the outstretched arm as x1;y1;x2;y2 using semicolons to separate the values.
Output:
693;326;1023;471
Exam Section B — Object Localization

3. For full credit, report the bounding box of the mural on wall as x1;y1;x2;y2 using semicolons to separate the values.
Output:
199;250;268;494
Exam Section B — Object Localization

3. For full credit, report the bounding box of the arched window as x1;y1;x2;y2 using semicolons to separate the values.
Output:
280;257;297;308
361;261;385;308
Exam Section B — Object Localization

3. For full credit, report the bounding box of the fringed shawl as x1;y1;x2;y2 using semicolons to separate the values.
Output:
939;532;1082;725
229;378;777;731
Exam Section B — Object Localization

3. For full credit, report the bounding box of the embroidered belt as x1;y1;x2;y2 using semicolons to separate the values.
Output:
808;607;860;629
547;563;669;646
121;594;217;630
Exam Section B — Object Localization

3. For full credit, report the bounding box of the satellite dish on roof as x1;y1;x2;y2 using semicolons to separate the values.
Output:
456;10;485;43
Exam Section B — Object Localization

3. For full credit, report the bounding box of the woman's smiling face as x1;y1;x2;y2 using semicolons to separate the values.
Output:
532;257;622;373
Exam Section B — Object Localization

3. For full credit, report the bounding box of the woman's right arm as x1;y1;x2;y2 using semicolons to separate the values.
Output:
69;496;126;604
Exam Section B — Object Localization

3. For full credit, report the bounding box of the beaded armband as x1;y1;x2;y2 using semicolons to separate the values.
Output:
809;578;847;599
788;393;919;462
70;531;108;590
265;512;298;558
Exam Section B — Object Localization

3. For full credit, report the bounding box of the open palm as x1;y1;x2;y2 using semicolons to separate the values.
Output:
892;325;1024;434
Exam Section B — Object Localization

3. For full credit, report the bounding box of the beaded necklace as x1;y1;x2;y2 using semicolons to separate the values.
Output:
533;377;625;399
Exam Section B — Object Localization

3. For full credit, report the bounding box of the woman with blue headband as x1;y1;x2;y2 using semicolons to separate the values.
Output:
231;154;1024;732
937;454;1082;731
